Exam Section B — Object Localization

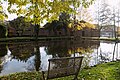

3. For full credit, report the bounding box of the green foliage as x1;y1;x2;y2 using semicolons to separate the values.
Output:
9;16;30;30
81;0;96;8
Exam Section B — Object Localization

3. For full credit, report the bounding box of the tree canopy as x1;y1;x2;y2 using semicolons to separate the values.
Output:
0;0;95;25
0;1;8;21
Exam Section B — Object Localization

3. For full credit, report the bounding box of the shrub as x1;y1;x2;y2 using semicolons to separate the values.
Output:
0;25;7;38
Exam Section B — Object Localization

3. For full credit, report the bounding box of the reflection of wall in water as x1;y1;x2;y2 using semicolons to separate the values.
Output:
8;42;35;62
72;39;100;54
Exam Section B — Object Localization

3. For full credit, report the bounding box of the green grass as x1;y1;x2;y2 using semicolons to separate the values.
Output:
0;61;120;80
0;72;42;80
79;61;120;80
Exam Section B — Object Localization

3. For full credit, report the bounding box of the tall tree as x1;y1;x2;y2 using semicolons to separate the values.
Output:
116;9;120;38
1;0;95;38
94;0;112;37
98;0;111;30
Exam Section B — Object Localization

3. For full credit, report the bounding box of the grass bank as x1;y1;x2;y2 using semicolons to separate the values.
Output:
0;36;74;42
82;37;120;42
0;61;120;80
0;36;119;42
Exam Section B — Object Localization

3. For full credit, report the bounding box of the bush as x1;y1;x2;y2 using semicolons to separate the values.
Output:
0;25;7;38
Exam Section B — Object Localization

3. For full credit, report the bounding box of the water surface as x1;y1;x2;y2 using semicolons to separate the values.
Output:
0;40;119;76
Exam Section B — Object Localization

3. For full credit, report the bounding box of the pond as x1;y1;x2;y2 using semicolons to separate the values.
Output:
0;39;119;76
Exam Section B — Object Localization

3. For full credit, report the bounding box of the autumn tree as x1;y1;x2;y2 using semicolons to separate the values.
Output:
70;6;95;31
0;0;95;38
0;0;95;23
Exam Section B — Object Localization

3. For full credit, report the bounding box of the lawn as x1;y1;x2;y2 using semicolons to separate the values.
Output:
0;61;120;80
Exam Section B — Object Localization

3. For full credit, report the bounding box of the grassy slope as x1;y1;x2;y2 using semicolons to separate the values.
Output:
79;61;120;80
0;61;120;80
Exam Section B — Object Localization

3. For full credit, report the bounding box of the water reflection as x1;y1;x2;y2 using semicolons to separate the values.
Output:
0;44;7;73
0;40;119;76
34;42;41;71
89;41;120;66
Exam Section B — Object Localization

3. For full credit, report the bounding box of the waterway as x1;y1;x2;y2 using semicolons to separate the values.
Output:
0;39;119;76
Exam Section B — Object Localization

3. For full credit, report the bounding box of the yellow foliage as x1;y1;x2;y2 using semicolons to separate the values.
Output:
68;20;95;30
68;47;93;54
76;24;83;30
84;22;95;29
0;12;8;21
0;5;3;11
0;14;4;21
68;23;72;28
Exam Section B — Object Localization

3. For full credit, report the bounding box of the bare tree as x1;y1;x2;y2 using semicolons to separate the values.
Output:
98;0;111;30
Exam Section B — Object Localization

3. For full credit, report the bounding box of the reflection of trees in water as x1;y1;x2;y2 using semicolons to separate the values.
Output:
94;41;120;65
69;47;94;54
25;42;41;71
26;57;35;71
99;49;110;63
45;40;99;58
76;40;100;67
99;42;119;63
8;42;41;71
0;44;7;73
112;42;120;61
44;40;100;68
0;40;100;73
45;41;71;58
34;42;41;71
0;44;7;57
78;47;95;67
9;43;34;62
112;42;116;61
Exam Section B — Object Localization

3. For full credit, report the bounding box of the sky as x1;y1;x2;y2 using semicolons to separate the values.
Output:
88;0;120;23
1;1;18;20
107;0;120;8
1;0;120;21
